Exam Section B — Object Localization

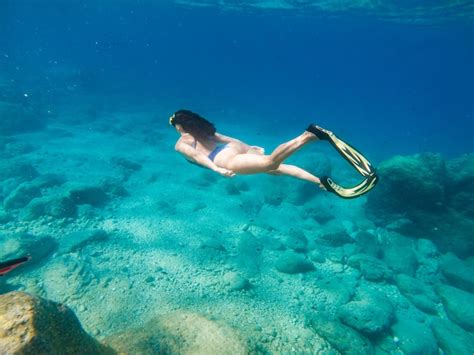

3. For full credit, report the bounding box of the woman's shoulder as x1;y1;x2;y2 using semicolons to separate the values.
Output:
178;133;195;144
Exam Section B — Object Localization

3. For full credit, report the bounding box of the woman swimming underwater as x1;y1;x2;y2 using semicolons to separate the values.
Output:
170;110;378;198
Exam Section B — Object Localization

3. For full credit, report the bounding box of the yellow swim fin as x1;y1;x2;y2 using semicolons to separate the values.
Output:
307;124;378;199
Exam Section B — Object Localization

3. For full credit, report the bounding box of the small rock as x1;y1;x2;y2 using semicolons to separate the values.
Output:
317;221;353;247
69;185;109;206
308;249;325;263
145;276;155;284
199;238;226;251
275;251;315;274
223;271;251;291
305;207;333;224
283;230;308;252
111;157;142;171
348;254;393;282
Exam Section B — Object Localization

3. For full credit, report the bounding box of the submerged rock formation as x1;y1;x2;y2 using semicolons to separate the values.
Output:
308;314;373;355
105;310;248;354
338;289;395;336
366;153;474;257
0;291;112;354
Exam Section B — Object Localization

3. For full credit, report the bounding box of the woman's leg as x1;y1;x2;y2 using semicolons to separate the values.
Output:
222;131;317;174
269;131;317;165
268;164;325;188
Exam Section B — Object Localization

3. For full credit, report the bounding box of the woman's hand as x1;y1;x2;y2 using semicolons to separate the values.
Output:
215;167;236;178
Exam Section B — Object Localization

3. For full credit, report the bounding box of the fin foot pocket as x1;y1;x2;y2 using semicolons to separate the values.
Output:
306;124;332;141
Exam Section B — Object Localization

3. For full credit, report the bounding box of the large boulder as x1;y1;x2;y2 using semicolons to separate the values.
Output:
382;245;418;276
431;318;474;355
105;311;248;354
391;318;437;355
308;314;373;355
436;284;474;331
446;153;474;218
315;274;358;307
0;291;111;354
439;253;474;293
367;153;447;216
395;274;439;314
366;153;474;257
338;289;394;336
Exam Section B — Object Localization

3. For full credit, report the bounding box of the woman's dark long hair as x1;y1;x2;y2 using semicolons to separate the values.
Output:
170;110;216;141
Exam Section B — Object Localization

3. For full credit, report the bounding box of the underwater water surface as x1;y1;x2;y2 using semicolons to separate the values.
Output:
1;0;474;354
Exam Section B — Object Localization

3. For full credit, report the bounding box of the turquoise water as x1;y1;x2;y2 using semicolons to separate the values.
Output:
1;1;474;353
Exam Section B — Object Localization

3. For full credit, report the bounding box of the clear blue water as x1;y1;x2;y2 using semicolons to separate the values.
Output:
2;1;473;159
1;1;474;353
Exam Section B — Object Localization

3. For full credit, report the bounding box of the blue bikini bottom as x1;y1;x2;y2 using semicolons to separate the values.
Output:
208;144;228;162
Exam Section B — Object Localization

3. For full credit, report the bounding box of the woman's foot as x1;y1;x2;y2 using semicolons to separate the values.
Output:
302;130;319;142
315;177;327;190
306;124;333;141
